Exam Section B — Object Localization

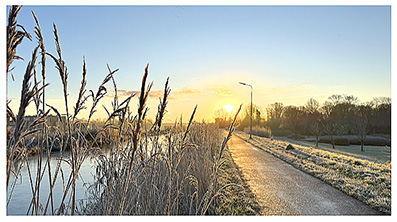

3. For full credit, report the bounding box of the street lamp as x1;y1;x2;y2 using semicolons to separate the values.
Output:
239;81;253;139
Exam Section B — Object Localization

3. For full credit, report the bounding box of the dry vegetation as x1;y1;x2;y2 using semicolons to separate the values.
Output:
244;126;272;138
235;131;391;214
6;6;250;215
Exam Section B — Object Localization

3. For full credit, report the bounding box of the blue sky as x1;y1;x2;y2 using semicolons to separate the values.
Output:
6;5;391;121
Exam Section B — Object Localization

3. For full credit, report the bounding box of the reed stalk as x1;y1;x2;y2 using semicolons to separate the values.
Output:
7;7;243;216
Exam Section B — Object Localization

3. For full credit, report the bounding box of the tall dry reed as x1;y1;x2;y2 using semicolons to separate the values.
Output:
7;5;32;74
6;6;242;216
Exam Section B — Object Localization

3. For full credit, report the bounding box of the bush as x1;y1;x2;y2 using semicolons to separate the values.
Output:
270;128;292;137
319;135;391;147
244;126;272;138
319;136;350;146
346;135;389;146
287;134;305;140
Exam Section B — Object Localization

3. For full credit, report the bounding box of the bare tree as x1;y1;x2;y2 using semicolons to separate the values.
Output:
266;102;284;131
303;98;324;147
352;104;372;152
310;118;323;147
371;97;391;134
214;108;231;128
321;95;358;149
321;101;347;149
283;105;305;140
305;98;320;114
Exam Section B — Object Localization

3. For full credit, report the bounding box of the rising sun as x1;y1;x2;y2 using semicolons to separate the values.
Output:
224;104;234;113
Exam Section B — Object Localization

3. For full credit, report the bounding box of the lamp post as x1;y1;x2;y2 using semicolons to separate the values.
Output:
239;82;253;139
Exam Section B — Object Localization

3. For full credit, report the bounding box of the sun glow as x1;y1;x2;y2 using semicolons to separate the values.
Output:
224;104;234;113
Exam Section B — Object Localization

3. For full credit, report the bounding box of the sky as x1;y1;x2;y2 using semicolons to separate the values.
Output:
5;3;391;123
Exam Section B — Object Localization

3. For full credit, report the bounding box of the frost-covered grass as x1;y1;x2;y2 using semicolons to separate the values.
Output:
244;126;272;138
234;131;391;214
277;136;391;164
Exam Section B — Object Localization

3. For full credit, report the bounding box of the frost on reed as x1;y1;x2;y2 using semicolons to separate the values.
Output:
235;131;391;214
80;70;243;215
6;6;242;215
6;5;32;74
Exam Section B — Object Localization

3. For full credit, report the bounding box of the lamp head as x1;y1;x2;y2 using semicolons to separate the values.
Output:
239;82;252;88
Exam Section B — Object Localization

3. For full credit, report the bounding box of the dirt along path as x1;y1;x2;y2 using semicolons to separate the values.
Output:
227;134;382;215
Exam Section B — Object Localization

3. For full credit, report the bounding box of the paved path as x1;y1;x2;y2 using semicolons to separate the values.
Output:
227;134;382;215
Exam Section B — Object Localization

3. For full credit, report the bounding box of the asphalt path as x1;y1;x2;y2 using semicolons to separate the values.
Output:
227;134;382;215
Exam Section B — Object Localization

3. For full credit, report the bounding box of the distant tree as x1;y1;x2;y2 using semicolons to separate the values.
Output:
305;98;320;114
238;109;250;130
320;95;360;148
321;101;348;149
266;102;284;131
214;108;231;128
373;97;391;107
327;94;344;105
237;104;263;130
351;104;372;152
310;116;324;147
282;105;305;140
254;108;262;126
328;94;358;126
370;97;391;134
304;98;323;147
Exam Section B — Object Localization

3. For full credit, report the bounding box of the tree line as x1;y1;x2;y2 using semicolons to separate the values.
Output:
214;95;391;151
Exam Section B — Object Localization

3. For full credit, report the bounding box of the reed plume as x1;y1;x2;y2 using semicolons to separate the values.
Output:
118;63;153;214
47;23;70;120
7;5;32;74
87;65;119;124
7;46;39;188
151;77;171;132
73;57;89;119
32;10;47;113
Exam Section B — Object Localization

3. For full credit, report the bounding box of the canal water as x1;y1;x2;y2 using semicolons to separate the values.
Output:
6;151;98;215
6;136;167;215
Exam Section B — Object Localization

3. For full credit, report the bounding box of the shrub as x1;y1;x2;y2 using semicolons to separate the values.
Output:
287;134;305;140
244;126;272;138
319;135;390;147
319;136;350;146
270;128;292;137
346;135;389;146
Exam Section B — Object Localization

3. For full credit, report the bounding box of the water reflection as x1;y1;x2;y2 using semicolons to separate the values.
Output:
6;135;168;215
6;150;97;215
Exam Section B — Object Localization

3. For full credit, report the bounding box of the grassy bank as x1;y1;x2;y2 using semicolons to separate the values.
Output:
277;136;391;164
234;131;391;214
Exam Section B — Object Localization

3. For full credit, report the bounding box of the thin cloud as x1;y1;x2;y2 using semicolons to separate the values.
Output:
267;84;315;92
265;84;346;92
106;89;139;98
206;86;234;97
168;87;203;100
106;87;203;101
105;86;235;101
326;85;347;89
